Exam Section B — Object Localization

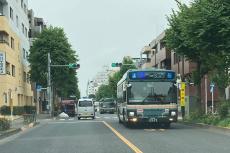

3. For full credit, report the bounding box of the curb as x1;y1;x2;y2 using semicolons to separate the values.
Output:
180;121;230;132
0;128;21;140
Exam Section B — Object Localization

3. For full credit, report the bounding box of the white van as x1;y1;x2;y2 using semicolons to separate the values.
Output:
77;99;95;120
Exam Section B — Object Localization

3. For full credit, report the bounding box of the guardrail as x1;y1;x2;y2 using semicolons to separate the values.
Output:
23;111;36;125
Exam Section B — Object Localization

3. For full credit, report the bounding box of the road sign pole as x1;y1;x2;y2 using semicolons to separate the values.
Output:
205;75;208;114
212;90;214;114
47;53;52;117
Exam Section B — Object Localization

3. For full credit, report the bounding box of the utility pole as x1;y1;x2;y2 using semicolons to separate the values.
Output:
47;53;52;117
47;53;80;117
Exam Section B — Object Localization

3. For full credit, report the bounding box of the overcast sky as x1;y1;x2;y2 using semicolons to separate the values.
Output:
29;0;191;97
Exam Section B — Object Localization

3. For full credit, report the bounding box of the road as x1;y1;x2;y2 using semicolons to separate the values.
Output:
0;113;230;153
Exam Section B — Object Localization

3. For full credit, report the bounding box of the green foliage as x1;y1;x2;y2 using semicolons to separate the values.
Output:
88;94;96;99
108;71;122;98
217;101;230;118
0;118;10;131
96;56;136;100
96;85;113;100
29;26;80;98
218;118;230;127
120;56;136;76
186;100;230;127
165;0;230;101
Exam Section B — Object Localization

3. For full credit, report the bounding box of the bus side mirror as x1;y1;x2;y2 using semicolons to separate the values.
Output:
127;84;132;88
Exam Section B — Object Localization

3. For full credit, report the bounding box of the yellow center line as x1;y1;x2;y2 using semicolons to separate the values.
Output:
103;121;143;153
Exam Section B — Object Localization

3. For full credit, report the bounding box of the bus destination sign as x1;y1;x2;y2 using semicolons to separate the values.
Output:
129;71;175;80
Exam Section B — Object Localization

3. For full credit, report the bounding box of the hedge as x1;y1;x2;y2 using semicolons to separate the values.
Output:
0;118;10;131
0;106;36;115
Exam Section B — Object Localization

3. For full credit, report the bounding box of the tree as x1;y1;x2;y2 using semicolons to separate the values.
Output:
88;94;96;99
96;85;113;100
108;56;136;98
165;0;230;110
29;26;80;98
108;71;122;98
96;56;137;100
120;56;137;76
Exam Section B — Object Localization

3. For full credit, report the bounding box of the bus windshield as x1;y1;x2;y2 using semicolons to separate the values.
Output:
128;81;176;104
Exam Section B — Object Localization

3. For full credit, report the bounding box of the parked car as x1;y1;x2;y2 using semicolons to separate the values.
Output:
77;98;95;120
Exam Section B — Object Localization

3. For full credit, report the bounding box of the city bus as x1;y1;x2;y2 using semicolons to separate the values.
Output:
117;69;178;128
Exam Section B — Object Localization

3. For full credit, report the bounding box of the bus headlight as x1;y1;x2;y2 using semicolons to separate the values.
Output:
129;112;135;117
171;111;176;116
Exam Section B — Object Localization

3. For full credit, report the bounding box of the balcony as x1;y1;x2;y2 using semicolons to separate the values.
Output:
142;46;152;54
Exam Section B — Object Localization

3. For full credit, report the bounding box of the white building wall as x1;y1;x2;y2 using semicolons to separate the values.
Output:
6;0;30;66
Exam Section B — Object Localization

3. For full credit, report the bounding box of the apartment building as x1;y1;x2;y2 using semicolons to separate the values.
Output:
27;9;47;113
141;32;171;70
0;0;33;108
141;31;219;113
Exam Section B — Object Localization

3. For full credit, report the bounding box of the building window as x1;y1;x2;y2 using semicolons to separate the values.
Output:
23;48;25;58
16;15;19;27
6;62;10;75
4;93;7;104
173;53;182;64
12;65;15;77
11;37;14;49
23;72;26;82
25;27;27;37
160;40;165;50
24;4;27;13
26;51;28;60
21;0;24;8
22;23;24;34
10;7;13;20
0;2;4;15
26;73;30;83
0;31;9;45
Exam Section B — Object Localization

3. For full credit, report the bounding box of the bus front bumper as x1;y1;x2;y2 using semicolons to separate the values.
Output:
128;116;177;124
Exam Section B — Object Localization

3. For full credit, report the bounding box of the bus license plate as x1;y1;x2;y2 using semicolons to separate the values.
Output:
149;118;158;123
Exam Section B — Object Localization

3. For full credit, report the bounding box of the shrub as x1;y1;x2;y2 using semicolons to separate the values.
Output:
0;106;10;115
217;101;230;118
218;118;230;127
0;118;10;131
0;106;36;115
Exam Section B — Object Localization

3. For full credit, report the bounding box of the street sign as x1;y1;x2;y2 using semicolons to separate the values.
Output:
180;82;186;107
68;63;80;69
36;84;42;92
210;82;215;93
0;52;6;75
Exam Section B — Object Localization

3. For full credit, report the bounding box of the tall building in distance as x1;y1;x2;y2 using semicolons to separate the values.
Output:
0;0;33;108
87;66;118;96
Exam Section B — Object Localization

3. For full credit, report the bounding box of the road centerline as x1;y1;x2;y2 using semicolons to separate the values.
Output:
103;121;143;153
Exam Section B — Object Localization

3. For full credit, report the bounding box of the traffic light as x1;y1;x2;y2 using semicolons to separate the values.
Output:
68;63;80;69
111;63;122;67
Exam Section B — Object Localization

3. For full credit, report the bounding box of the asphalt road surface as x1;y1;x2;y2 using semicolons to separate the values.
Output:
0;113;230;153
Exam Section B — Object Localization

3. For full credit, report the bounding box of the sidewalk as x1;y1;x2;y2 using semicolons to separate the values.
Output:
0;115;39;140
